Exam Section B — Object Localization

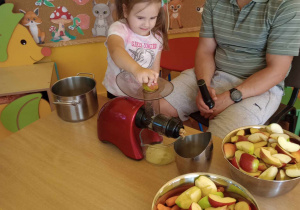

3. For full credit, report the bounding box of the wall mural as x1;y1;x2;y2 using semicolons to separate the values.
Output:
4;0;205;47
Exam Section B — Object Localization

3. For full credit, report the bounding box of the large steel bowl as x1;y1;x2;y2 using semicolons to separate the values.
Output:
152;172;260;210
222;125;300;197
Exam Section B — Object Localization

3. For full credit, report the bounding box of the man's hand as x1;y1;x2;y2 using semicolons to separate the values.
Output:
196;86;217;118
207;91;233;119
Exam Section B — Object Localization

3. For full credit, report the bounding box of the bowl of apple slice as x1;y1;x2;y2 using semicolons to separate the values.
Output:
152;172;259;210
222;123;300;197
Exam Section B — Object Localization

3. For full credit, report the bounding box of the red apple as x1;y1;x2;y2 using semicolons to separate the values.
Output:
208;194;236;207
189;202;202;210
239;153;259;173
235;201;251;210
224;143;236;159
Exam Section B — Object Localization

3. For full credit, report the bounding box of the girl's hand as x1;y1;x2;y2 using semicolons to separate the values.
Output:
196;86;217;118
133;67;159;86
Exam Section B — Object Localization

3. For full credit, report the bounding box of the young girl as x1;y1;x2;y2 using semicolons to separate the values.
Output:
103;0;168;98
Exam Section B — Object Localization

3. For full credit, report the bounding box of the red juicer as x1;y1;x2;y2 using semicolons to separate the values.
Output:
97;71;184;160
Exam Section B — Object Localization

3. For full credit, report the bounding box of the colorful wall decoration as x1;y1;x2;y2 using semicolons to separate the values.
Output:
5;0;205;47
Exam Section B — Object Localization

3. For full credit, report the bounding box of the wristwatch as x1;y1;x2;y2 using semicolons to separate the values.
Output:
229;88;242;103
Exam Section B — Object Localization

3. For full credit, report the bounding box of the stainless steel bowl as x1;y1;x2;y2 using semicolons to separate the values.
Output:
152;172;260;210
222;125;300;197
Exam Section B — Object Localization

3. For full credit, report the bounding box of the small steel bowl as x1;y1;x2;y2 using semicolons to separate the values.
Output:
222;125;300;197
152;172;260;210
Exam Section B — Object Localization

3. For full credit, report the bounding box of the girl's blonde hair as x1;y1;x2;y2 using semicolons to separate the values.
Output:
115;0;169;50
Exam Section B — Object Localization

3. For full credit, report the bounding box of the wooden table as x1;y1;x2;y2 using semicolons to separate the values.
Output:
0;95;299;210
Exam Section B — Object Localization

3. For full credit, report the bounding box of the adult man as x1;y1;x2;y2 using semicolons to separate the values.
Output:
160;0;300;138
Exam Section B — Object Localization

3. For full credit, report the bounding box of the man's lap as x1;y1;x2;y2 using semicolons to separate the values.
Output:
164;69;283;138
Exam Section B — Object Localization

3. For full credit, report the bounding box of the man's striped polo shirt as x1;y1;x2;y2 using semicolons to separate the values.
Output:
200;0;300;85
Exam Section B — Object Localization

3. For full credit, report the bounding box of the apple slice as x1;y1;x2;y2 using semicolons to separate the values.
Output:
258;166;278;180
266;123;284;134
239;153;259;173
195;176;217;197
248;133;268;143
258;161;268;171
230;156;239;169
236;129;245;136
227;204;235;210
236;141;254;155
285;162;300;178
270;133;290;140
275;144;296;160
272;153;292;164
264;147;278;155
253;147;261;158
278;136;300;153
175;186;202;209
260;148;282;167
276;169;291;180
189;202;202;210
235;201;251;210
290;150;300;163
239;167;262;177
268;138;278;144
208;194;236;207
223;143;236;159
235;150;245;163
250;128;260;134
254;141;268;149
198;192;224;209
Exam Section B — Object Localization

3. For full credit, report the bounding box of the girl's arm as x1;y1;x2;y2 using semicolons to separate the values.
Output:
151;51;162;73
107;35;158;85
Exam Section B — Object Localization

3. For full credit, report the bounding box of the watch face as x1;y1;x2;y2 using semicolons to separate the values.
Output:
231;89;242;102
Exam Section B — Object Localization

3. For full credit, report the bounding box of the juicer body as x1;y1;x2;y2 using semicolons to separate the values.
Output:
97;97;144;159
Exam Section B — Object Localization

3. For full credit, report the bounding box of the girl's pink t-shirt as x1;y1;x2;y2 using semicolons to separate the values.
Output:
103;20;163;96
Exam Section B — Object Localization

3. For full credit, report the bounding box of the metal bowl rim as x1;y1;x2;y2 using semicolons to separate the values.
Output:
221;125;300;182
151;172;260;210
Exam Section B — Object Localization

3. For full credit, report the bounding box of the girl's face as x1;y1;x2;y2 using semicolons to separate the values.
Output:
123;2;161;36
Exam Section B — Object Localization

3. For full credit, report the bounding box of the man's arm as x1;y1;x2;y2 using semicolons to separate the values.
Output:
208;54;293;119
194;37;218;115
236;54;293;99
194;37;217;86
